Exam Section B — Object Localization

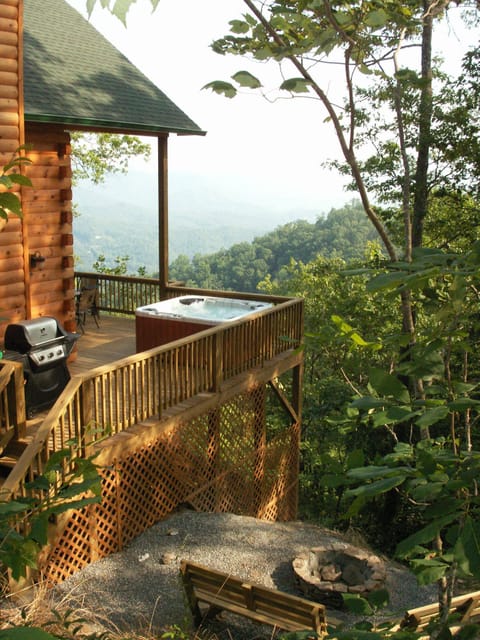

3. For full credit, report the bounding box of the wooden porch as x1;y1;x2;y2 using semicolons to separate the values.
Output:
0;277;304;585
0;276;304;481
69;315;136;375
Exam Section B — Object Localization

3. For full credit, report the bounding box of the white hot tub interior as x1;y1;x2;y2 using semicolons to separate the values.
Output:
136;296;273;324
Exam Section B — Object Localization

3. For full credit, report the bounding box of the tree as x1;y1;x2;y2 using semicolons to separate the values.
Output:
169;201;379;291
70;132;151;185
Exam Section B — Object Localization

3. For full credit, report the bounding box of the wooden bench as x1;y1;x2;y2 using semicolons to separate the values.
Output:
180;560;328;637
396;590;480;635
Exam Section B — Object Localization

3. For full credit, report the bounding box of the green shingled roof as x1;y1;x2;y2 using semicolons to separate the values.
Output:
23;0;205;136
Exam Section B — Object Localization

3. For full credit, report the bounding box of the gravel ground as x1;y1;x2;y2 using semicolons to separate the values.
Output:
52;510;437;638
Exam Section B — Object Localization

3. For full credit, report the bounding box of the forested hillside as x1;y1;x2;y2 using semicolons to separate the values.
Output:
168;200;377;292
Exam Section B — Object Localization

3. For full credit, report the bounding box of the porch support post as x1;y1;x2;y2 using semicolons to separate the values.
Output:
158;134;169;298
291;360;304;517
253;385;266;515
206;408;220;510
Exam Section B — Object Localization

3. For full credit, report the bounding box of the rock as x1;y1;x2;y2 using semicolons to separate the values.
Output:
342;563;365;586
321;564;342;582
160;552;177;565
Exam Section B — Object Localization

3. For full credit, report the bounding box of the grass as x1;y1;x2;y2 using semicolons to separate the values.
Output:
0;579;180;640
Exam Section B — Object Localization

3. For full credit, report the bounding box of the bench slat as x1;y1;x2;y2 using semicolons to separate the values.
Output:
180;560;327;636
400;590;480;632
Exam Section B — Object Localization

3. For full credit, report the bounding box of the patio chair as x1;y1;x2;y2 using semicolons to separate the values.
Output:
76;281;100;333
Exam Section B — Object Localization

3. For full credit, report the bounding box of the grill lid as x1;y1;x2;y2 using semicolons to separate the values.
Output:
5;317;63;352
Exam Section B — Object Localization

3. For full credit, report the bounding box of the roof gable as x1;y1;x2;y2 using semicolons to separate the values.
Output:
23;0;205;136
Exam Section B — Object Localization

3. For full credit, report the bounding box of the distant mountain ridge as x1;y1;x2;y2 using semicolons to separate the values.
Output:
73;170;327;274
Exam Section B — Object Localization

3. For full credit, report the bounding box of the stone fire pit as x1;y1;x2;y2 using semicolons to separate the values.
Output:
293;542;386;608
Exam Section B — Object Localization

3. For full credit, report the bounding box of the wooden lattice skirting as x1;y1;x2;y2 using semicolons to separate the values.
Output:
39;383;300;585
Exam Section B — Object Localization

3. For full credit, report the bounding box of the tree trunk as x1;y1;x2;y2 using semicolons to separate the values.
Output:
412;0;434;248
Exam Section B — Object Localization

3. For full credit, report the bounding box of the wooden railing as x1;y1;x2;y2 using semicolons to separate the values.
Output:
0;360;26;444
74;272;292;315
1;286;303;502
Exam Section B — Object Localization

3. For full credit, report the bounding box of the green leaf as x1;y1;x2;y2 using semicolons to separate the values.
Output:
448;397;480;411
0;500;29;516
350;396;387;410
385;406;419;423
413;562;448;585
346;449;365;469
415;406;449;428
0;192;23;216
202;81;237;98
395;513;459;558
342;593;373;615
366;271;407;292
231;71;262;89
229;19;250;34
30;513;49;545
280;78;312;93
7;174;32;187
365;9;389;28
111;0;132;26
367;588;389;610
453;516;480;577
346;475;405;498
368;367;410;402
347;465;411;481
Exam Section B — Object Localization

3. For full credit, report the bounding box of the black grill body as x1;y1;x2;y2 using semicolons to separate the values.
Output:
4;317;80;417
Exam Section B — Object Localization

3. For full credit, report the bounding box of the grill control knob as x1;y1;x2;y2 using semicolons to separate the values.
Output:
48;352;54;359
38;354;45;362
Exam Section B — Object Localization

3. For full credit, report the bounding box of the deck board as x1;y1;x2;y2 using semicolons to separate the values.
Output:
69;315;136;376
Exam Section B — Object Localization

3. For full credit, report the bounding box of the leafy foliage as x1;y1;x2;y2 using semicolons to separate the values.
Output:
91;253;146;277
0;147;32;221
169;201;378;292
0;445;101;582
70;132;151;186
0;443;102;639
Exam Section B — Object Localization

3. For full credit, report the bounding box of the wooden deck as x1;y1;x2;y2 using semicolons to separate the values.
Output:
69;315;136;376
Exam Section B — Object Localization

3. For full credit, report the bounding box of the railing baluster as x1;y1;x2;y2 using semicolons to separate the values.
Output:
4;280;303;504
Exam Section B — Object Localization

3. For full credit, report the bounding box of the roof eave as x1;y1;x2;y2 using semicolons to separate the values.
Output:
24;113;207;137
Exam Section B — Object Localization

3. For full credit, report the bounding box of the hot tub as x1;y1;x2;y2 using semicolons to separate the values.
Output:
135;295;273;351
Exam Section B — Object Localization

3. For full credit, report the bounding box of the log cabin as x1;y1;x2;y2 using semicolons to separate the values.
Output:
0;0;304;587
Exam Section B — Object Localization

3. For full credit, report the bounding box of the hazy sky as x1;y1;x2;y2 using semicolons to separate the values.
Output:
65;1;474;218
65;0;351;216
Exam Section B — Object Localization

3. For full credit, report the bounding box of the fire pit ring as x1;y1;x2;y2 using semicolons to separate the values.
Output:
293;542;386;608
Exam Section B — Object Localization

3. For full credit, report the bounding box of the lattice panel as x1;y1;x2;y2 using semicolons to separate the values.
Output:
39;380;299;584
90;466;122;557
41;508;92;585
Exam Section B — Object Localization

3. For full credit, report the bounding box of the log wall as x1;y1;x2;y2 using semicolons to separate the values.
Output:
0;0;23;337
22;123;75;332
0;3;74;338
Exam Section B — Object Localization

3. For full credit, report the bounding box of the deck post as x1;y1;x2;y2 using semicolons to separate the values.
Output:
253;385;266;515
8;361;27;438
158;134;168;298
206;408;220;510
80;379;94;456
212;331;223;392
291;361;304;517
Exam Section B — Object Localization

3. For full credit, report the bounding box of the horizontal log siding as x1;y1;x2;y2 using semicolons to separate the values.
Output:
0;0;23;336
23;124;75;330
0;295;303;501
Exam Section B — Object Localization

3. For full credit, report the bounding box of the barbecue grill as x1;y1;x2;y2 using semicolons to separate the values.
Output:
4;317;80;417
